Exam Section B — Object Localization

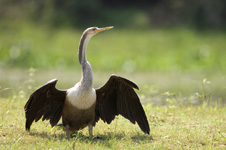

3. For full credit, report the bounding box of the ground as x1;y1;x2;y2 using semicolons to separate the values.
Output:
1;96;225;149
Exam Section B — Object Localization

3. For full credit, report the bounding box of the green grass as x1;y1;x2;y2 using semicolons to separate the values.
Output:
0;23;226;73
1;96;226;149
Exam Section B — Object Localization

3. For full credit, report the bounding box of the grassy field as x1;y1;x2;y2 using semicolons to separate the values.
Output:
0;23;226;149
0;97;226;149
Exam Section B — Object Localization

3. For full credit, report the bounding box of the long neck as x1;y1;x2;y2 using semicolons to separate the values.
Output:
78;32;93;89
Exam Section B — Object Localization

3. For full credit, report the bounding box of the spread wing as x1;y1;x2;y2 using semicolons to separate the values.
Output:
95;75;150;134
24;79;66;131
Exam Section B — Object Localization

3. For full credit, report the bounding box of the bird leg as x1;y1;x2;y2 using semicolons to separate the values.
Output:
65;125;70;140
88;124;93;138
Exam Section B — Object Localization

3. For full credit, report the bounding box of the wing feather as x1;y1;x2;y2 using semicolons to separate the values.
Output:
24;79;66;130
95;75;150;134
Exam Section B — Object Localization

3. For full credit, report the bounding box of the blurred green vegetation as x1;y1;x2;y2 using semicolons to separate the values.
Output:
0;0;226;102
1;0;226;29
0;0;226;73
0;22;226;74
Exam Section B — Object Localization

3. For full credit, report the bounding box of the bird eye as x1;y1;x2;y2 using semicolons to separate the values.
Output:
92;27;98;31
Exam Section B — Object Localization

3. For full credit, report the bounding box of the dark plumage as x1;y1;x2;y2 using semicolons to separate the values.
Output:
95;75;150;134
24;26;150;137
24;79;66;130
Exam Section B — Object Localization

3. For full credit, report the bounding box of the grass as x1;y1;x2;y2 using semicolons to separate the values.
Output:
0;96;226;149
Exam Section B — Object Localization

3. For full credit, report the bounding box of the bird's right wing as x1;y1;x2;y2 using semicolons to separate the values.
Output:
95;75;150;134
24;79;66;131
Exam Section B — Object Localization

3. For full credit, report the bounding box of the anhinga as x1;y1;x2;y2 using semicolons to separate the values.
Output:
24;26;150;137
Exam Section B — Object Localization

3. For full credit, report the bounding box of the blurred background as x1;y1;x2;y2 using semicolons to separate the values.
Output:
0;0;226;105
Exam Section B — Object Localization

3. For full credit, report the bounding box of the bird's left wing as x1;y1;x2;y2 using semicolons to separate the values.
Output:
24;79;66;131
95;75;150;134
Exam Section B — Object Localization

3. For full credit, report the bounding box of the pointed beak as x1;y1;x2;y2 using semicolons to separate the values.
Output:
94;26;114;34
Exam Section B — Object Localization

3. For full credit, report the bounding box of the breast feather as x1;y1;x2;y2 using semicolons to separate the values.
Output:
66;84;96;109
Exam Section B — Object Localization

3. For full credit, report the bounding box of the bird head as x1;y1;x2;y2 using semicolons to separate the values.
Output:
84;26;114;36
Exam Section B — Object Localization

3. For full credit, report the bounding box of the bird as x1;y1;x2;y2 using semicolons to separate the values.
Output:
24;26;150;138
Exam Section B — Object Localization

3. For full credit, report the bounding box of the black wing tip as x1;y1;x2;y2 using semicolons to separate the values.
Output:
139;124;150;135
25;122;31;131
50;120;58;127
144;129;150;135
142;121;150;135
25;127;30;131
137;120;150;135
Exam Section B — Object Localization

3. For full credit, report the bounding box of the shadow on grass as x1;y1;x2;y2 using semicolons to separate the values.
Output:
72;132;153;148
28;130;153;146
28;131;65;140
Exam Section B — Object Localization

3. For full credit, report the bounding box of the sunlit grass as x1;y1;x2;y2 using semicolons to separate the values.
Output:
1;96;226;149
